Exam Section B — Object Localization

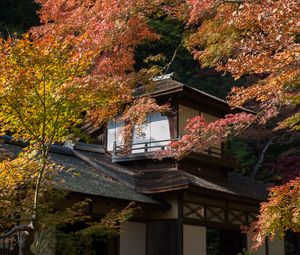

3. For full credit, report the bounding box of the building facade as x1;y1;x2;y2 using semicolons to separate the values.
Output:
0;76;288;255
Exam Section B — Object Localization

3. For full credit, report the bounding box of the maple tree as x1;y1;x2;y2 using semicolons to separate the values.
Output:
223;109;300;179
157;0;299;247
162;0;299;247
249;178;300;249
156;113;255;159
119;96;170;150
0;33;137;254
15;0;299;126
32;0;161;84
37;0;298;134
184;0;299;128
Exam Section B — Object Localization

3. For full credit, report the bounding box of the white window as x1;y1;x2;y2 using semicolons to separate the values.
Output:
132;113;171;153
106;120;124;151
107;113;171;153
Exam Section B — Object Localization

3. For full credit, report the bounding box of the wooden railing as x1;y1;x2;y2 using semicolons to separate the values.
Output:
112;138;230;159
112;138;177;155
203;147;223;158
0;236;18;255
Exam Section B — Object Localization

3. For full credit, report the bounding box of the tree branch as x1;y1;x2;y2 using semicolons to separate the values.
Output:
0;224;33;239
252;136;276;178
33;147;49;217
2;96;39;142
161;40;183;75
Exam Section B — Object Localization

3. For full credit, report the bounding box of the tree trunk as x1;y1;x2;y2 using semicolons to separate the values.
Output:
1;223;35;255
18;229;35;255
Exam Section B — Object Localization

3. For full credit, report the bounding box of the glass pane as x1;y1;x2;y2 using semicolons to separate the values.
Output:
207;228;220;255
285;231;299;255
149;113;170;152
207;228;247;255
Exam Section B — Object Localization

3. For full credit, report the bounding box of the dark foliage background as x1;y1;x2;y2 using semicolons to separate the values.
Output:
0;0;40;37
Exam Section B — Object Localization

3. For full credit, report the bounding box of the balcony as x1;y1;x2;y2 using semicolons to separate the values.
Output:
112;138;175;162
111;138;234;164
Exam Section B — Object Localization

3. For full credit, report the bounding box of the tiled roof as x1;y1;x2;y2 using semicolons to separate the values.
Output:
73;149;267;200
186;172;267;200
133;77;255;114
0;140;267;203
0;142;159;205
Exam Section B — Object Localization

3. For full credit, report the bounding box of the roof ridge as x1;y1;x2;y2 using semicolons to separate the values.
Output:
0;135;74;156
73;149;136;190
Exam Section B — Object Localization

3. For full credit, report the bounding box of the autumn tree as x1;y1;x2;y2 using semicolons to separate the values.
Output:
0;1;171;252
0;33;139;254
32;0;163;95
178;0;300;246
36;0;298;126
12;0;298;121
184;0;299;126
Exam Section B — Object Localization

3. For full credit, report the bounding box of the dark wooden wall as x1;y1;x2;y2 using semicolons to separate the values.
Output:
147;220;179;255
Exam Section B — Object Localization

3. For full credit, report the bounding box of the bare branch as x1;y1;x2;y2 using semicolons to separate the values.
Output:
4;25;11;38
252;136;276;178
161;40;183;75
0;224;33;239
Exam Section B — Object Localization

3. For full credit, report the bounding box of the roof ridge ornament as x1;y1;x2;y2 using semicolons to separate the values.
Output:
63;140;75;149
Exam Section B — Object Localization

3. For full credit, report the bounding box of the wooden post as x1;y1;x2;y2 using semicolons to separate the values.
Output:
208;147;212;156
113;141;117;155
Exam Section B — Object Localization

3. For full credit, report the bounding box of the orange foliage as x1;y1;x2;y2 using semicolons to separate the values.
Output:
249;178;300;248
2;0;297;247
33;0;163;77
184;0;299;128
183;0;300;244
156;112;255;159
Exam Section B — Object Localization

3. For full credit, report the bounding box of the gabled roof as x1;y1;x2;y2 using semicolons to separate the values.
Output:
0;141;159;205
134;75;254;115
78;74;254;140
73;145;267;201
1;139;267;202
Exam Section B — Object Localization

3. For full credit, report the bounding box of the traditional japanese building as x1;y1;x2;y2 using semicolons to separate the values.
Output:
0;75;287;255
